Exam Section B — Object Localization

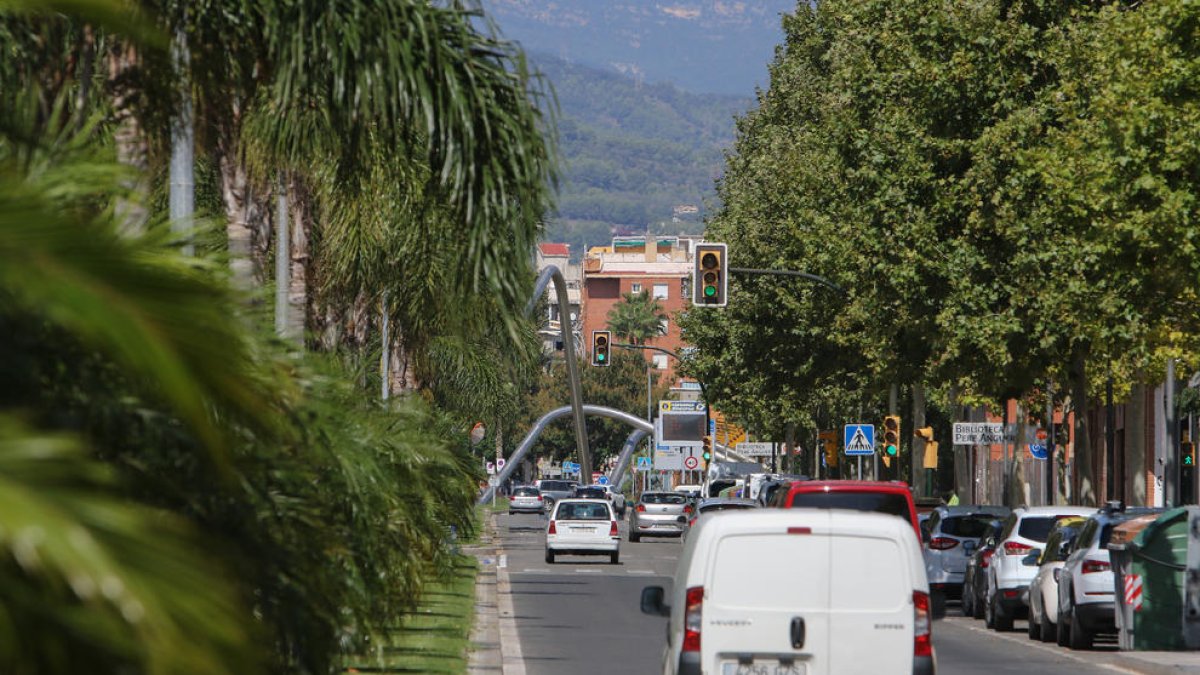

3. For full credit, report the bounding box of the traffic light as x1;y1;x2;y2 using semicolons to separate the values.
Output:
915;427;938;470
1184;440;1195;467
823;435;838;468
692;243;728;307
883;415;901;461
591;330;611;367
702;435;713;469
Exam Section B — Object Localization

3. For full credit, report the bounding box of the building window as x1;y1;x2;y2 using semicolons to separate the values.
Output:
659;318;669;335
631;282;642;294
652;354;669;370
653;283;668;300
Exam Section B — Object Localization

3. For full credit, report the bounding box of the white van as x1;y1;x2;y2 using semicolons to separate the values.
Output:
641;509;935;675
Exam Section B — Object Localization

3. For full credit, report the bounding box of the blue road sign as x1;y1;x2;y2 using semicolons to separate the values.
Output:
596;475;610;485
844;424;875;456
636;457;652;472
1029;444;1048;460
709;419;717;435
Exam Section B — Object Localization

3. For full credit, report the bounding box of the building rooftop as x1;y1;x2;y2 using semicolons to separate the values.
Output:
538;242;570;257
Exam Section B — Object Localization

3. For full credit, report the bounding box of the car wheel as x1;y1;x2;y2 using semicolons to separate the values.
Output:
991;594;1013;632
1068;609;1093;650
1056;608;1071;647
610;551;619;565
961;586;974;617
629;532;640;543
971;586;985;619
545;550;555;564
1027;607;1040;639
1040;613;1057;643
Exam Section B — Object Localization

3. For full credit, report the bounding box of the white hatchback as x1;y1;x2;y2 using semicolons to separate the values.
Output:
641;509;935;675
545;499;620;565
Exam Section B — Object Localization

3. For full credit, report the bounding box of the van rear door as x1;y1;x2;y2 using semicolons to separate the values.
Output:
827;532;913;674
703;521;832;675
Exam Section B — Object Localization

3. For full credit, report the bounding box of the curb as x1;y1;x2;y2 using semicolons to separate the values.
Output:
466;516;502;674
1109;653;1200;675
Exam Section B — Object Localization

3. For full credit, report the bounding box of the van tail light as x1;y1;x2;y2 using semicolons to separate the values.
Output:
683;586;703;653
609;521;619;537
684;505;694;514
1082;560;1111;574
928;537;959;550
913;591;932;658
980;549;995;568
637;504;646;513
547;521;557;535
1003;541;1032;555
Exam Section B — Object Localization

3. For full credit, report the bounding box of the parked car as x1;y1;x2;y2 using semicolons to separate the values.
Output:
640;509;935;675
536;479;578;511
587;484;627;517
961;520;1005;619
756;474;809;507
630;491;692;542
923;505;1011;600
573;485;608;500
1026;516;1087;642
508;485;545;515
1057;503;1163;649
770;480;922;539
985;506;1096;631
544;499;620;564
684;497;760;533
674;484;702;501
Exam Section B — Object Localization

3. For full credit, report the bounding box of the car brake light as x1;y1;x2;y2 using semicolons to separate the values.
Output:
683;586;703;652
1082;560;1111;574
610;521;619;537
637;504;646;512
1003;541;1032;555
684;505;694;514
547;521;556;535
913;591;932;658
787;527;812;535
980;550;995;568
536;495;542;501
928;537;959;550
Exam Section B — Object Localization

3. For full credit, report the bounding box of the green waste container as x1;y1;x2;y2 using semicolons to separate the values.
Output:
1108;506;1196;651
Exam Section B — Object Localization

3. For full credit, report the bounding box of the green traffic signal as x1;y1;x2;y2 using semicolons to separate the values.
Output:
886;444;898;457
702;451;711;461
704;285;716;297
1186;454;1194;466
597;352;605;361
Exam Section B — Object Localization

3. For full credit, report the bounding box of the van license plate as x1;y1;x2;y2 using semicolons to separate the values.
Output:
720;662;804;675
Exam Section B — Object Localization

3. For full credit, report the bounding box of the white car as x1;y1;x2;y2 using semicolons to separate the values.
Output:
586;484;627;517
986;506;1096;631
545;499;620;565
1026;516;1088;642
641;508;935;675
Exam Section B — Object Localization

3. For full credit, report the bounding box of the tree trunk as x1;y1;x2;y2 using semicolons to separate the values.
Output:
107;42;148;236
218;123;257;291
1011;401;1029;507
286;176;309;342
388;337;421;393
1070;348;1098;506
912;384;926;495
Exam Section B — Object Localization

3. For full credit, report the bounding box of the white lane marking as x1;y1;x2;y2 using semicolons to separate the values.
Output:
940;617;1136;673
499;554;507;569
574;568;601;574
629;570;655;575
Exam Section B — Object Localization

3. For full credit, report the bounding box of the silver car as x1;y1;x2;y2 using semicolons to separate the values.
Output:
629;491;691;542
508;485;544;515
923;505;1010;599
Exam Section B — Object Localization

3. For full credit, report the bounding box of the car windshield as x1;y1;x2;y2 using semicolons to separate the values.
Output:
555;502;610;520
787;491;913;525
643;493;687;505
1018;515;1080;542
540;481;574;492
940;515;997;538
513;487;538;497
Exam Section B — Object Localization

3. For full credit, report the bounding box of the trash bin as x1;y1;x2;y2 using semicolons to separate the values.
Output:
1108;506;1196;651
1110;514;1162;650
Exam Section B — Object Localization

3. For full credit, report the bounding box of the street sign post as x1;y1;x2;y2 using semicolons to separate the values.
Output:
844;424;875;456
952;423;1006;445
736;442;774;457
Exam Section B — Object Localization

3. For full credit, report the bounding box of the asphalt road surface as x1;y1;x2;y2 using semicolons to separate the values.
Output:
494;511;1142;674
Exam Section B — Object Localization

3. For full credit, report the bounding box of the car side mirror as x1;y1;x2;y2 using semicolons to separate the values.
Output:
1021;549;1042;566
641;586;670;617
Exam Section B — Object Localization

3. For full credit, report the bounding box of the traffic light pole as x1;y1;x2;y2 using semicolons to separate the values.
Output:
528;265;593;483
728;267;846;295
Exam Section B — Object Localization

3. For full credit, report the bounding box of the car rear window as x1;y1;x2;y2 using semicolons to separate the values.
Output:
555;502;610;520
1018;516;1080;542
540;481;573;492
787;491;913;525
576;488;606;498
643;493;687;505
513;487;538;496
940;515;997;539
700;503;758;514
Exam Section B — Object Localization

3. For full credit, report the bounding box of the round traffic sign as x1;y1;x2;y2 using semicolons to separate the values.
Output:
496;457;506;470
1036;429;1048;441
597;475;610;485
684;456;699;470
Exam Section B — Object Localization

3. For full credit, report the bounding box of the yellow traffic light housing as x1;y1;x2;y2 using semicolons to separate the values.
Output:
1184;440;1195;467
591;330;611;367
692;243;728;307
702;435;713;469
883;415;901;459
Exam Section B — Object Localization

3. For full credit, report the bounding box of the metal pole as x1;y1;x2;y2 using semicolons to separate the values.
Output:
1047;383;1056;506
528;266;592;481
275;176;290;338
1107;372;1116;502
1167;358;1178;506
728;267;846;294
169;25;194;256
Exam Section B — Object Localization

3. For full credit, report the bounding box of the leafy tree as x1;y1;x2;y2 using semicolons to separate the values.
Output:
607;291;667;345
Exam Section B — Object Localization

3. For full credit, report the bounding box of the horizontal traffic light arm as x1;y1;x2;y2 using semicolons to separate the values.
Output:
728;267;847;295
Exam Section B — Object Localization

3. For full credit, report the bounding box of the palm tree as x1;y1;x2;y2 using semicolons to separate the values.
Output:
607;291;668;345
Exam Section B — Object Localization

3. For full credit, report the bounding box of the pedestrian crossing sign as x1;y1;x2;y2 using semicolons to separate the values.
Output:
636;457;652;472
844;424;875;456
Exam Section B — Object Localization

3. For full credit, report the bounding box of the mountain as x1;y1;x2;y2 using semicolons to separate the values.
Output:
484;0;795;96
532;54;750;258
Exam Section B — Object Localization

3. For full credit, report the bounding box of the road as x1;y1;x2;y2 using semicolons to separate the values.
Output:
494;512;1143;674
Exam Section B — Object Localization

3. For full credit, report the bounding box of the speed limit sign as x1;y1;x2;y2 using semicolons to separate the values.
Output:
683;455;699;470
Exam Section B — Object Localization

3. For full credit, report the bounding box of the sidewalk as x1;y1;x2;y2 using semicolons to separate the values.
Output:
466;513;524;675
1111;651;1200;675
